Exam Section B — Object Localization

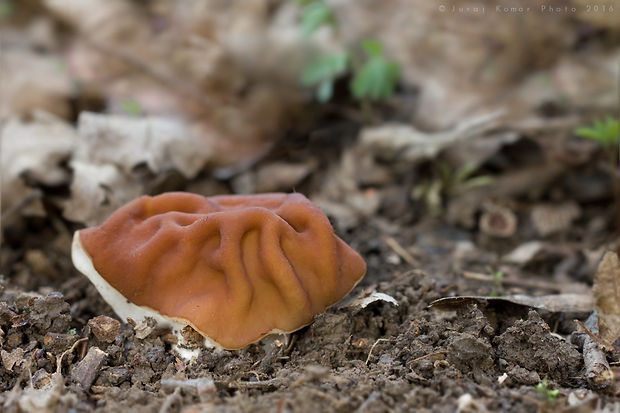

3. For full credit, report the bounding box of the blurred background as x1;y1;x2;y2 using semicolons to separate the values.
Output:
1;0;619;288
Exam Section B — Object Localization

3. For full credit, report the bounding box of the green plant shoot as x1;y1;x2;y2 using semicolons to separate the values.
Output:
351;39;400;101
535;381;560;403
575;117;619;148
298;0;334;37
301;53;350;102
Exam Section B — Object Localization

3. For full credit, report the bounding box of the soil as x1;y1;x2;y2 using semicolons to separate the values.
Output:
0;202;607;412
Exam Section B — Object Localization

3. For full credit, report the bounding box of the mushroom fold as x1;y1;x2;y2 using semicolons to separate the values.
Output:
72;192;366;349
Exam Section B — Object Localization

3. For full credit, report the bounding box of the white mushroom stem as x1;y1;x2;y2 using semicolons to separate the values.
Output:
71;231;214;361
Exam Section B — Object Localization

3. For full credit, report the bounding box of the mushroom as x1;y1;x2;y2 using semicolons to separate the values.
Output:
72;192;366;357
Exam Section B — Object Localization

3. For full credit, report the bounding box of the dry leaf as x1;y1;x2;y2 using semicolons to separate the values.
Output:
347;292;399;309
430;293;593;314
62;161;141;226
76;112;209;178
502;241;568;267
593;252;620;344
1;113;76;221
359;111;503;164
63;112;211;225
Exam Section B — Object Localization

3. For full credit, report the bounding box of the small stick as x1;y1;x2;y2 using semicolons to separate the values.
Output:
365;338;390;365
77;325;91;361
158;387;182;413
408;351;446;364
384;237;418;266
56;337;88;375
576;316;617;392
221;377;281;389
462;271;561;292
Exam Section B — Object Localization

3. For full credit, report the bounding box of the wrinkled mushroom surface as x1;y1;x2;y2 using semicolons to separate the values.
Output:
73;192;366;349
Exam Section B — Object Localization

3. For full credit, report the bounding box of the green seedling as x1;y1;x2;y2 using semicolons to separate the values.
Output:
489;270;504;297
297;0;334;37
575;117;619;148
294;1;400;110
66;328;77;335
412;163;493;215
301;53;349;103
535;381;560;403
350;39;400;102
438;162;494;196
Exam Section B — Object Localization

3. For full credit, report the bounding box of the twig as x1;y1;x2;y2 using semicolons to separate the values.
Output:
576;315;618;393
384;237;418;266
77;325;91;361
57;337;88;375
408;351;446;364
574;320;615;353
159;387;182;413
462;271;561;292
220;377;282;389
365;338;390;365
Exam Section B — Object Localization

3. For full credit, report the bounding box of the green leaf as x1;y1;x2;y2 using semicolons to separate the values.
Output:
300;1;333;37
575;127;603;140
460;175;494;191
301;53;349;86
351;56;399;101
575;117;619;147
453;163;478;184
360;39;383;58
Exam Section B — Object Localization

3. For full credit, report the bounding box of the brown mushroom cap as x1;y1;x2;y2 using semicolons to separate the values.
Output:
74;192;366;349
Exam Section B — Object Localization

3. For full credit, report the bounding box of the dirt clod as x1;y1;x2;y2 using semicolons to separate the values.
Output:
494;311;582;382
88;315;120;343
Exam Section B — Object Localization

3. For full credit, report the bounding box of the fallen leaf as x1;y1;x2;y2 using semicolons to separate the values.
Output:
359;111;503;164
76;112;209;178
430;293;593;314
63;112;212;225
502;241;568;267
62;161;141;226
1;112;76;222
592;252;620;344
349;292;399;309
